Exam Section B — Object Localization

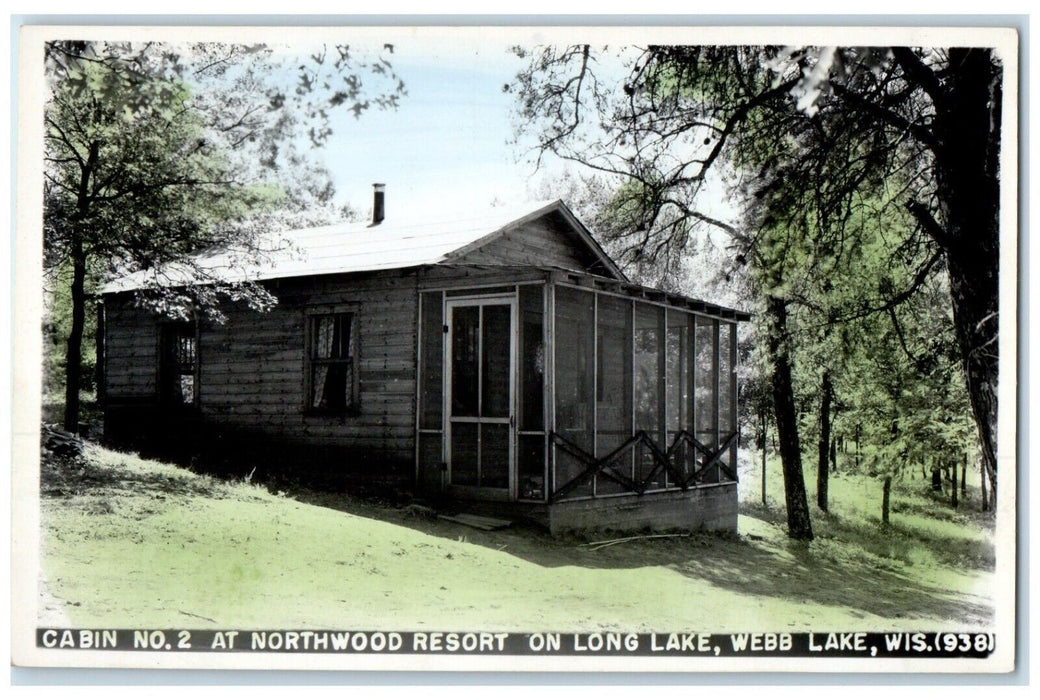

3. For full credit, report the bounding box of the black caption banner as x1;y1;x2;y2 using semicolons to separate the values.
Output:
37;629;995;658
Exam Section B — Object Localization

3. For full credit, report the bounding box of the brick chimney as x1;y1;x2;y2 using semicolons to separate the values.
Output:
372;183;385;225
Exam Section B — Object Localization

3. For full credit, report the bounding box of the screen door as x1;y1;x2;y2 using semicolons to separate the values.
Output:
445;297;515;496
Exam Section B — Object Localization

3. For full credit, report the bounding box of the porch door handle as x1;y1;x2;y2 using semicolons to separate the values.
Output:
510;415;516;428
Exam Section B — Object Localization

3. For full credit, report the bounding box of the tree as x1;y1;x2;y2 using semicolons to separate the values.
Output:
509;43;1005;501
44;41;404;431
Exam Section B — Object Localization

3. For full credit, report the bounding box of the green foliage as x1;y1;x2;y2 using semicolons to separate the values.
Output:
43;264;97;396
44;41;405;424
511;44;984;498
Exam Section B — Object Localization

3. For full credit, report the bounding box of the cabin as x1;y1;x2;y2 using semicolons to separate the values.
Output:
99;188;749;534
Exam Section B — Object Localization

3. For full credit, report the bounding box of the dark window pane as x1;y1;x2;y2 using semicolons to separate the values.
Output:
161;323;197;407
451;305;479;417
312;361;353;411
308;312;356;411
311;314;352;360
481;304;511;418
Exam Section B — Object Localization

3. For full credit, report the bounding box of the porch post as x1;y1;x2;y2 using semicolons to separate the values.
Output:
546;281;556;501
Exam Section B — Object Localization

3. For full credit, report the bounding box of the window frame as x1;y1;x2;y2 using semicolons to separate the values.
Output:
158;320;200;409
303;306;360;416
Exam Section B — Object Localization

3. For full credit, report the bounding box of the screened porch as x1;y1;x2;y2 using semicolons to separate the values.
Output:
416;270;746;507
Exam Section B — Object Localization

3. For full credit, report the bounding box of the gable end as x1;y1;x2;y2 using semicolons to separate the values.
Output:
444;203;625;280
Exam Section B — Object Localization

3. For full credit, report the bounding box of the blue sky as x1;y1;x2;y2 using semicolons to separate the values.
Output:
320;39;547;219
311;36;738;232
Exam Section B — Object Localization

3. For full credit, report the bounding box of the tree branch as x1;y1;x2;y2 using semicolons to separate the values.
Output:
891;47;945;108
832;83;937;152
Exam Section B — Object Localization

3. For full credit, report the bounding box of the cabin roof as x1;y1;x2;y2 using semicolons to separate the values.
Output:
101;199;625;294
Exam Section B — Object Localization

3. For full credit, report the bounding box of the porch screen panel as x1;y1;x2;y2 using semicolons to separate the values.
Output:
666;310;693;483
695;316;719;483
518;285;546;500
481;304;511;418
634;303;666;489
519;285;544;431
554;286;594;498
451;305;480;417
419;292;443;430
451;422;478;486
718;321;737;480
481;424;510;488
596;294;633;495
518;434;546;500
718;321;733;434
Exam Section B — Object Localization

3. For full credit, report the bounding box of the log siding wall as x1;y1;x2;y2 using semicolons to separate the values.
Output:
103;299;159;400
103;269;420;475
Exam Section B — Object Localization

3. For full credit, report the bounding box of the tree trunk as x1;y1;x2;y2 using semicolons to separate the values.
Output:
62;141;97;434
830;435;837;474
854;424;861;471
961;455;968;498
982;456;997;509
951;461;959;508
760;409;768;506
928;48;1002;500
931;467;943;492
980;459;989;511
62;242;86;433
766;295;813;540
817;370;832;512
882;476;892;524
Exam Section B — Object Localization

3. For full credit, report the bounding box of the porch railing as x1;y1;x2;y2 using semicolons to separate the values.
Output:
548;430;738;502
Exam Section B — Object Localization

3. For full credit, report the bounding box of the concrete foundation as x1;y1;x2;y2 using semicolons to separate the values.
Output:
544;484;738;536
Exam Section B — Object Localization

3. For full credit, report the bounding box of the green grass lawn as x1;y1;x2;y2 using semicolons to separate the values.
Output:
38;445;996;632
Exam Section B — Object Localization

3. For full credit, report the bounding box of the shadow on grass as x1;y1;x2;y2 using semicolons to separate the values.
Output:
41;448;238;503
289;487;994;627
45;445;994;628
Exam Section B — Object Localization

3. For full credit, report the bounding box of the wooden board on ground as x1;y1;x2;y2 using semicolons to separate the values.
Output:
437;513;512;531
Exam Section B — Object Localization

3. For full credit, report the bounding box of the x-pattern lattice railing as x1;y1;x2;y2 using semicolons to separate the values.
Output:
549;429;738;502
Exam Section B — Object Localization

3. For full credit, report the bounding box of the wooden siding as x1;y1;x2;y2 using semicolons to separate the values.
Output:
451;213;609;275
102;270;420;469
103;298;157;399
209;273;418;463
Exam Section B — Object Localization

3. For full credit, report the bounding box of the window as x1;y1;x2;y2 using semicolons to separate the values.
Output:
307;312;358;412
160;322;198;407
